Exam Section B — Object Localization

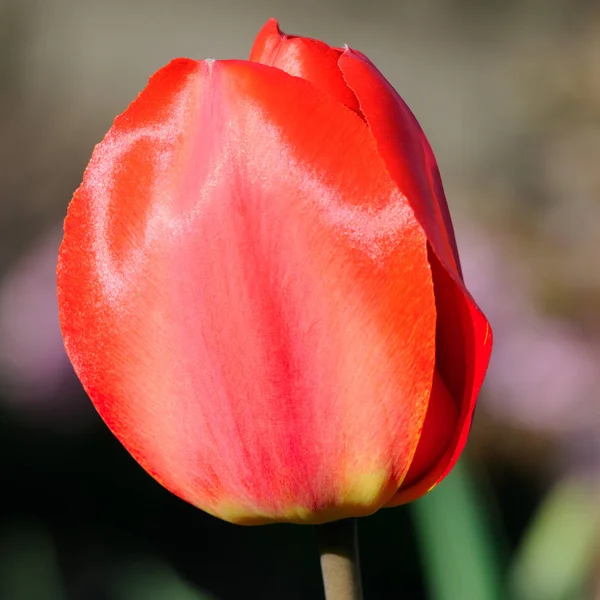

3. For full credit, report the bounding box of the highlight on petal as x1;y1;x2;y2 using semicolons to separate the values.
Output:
57;56;438;524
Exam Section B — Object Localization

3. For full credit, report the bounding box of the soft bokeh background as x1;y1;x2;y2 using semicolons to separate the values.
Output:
2;0;600;598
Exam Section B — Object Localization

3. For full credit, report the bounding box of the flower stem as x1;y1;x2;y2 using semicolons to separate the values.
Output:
317;518;363;600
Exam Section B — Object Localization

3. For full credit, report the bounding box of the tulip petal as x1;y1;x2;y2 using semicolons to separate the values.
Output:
58;58;438;523
336;48;492;502
250;18;361;115
402;370;458;488
388;246;492;505
338;48;462;278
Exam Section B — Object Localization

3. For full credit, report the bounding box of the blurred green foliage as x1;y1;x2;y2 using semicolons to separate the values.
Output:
412;462;503;600
509;478;600;600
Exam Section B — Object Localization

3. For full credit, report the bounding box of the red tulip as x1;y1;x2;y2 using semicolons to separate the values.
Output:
57;19;492;524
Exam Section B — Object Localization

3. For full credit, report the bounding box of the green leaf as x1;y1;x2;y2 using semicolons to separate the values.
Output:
509;477;600;600
411;460;503;600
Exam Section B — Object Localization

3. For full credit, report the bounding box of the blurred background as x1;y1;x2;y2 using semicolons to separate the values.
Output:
1;0;600;598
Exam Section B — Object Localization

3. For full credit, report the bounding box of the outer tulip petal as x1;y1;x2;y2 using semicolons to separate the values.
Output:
402;370;457;487
338;48;461;278
57;58;438;523
387;246;492;505
330;47;492;503
249;18;361;115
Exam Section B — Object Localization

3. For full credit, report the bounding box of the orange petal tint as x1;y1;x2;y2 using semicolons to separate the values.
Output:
58;57;438;524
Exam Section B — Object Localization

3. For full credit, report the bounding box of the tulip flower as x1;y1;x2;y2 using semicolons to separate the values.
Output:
57;19;492;527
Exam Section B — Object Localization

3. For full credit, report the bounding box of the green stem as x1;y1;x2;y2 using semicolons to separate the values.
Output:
317;518;363;600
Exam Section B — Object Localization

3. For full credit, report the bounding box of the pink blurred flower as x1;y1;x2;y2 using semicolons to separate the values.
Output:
0;228;89;429
459;228;600;434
